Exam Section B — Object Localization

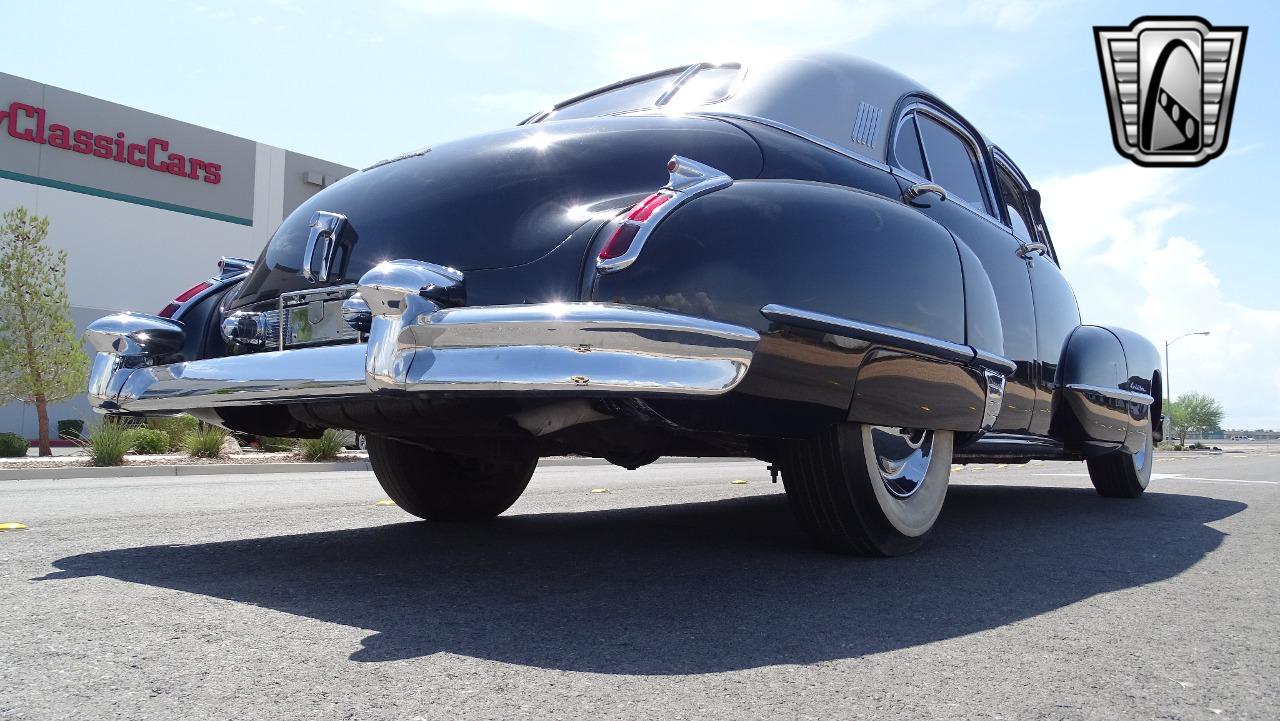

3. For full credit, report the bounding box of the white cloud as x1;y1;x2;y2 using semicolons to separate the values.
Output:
1040;165;1280;430
394;0;1059;80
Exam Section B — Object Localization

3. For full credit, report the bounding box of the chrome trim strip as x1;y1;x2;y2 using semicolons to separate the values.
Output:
1065;383;1155;406
972;349;1017;376
981;370;1006;432
760;303;973;366
654;63;704;106
693;111;893;173
91;302;761;413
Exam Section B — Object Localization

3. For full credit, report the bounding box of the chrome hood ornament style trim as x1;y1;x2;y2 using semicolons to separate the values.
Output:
301;211;350;282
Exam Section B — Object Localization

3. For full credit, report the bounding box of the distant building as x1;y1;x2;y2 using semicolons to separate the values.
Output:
0;72;355;437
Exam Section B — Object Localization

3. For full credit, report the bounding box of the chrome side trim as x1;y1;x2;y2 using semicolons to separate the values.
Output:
1065;383;1155;406
596;155;733;273
761;303;1016;376
972;349;1017;376
760;304;972;366
693;111;893;173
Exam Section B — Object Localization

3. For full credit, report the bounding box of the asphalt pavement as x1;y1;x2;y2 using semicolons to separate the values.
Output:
2;451;1277;720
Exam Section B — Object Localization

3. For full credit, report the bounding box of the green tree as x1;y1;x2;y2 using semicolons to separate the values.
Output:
0;208;88;456
1169;392;1225;445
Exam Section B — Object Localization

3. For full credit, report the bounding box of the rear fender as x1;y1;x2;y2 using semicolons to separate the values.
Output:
591;178;1004;436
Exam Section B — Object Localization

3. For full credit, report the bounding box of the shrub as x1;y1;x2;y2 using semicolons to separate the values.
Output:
85;422;133;466
299;429;345;462
0;432;28;457
184;426;228;458
57;419;85;440
147;415;200;451
127;427;171;455
258;436;298;453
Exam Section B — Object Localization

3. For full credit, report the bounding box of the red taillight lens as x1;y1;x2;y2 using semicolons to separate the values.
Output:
158;281;213;318
625;192;671;222
598;193;673;262
598;224;640;261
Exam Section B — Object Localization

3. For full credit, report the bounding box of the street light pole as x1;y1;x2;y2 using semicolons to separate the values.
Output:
1165;330;1210;407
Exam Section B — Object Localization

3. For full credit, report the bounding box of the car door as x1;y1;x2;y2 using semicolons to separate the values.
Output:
992;152;1082;436
887;103;1036;432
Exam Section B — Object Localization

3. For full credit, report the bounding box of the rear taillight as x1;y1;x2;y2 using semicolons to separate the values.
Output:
595;155;733;273
598;192;672;262
158;281;213;318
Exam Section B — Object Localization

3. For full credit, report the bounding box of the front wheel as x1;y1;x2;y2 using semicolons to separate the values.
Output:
779;424;954;556
366;436;536;521
1086;422;1153;498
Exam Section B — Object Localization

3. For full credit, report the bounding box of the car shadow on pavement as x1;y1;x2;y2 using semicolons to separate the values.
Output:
40;485;1243;675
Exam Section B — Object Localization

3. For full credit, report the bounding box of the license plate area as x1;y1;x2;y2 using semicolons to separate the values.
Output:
277;286;360;349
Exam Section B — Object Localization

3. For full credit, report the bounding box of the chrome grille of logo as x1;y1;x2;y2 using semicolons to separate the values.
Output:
1094;16;1246;167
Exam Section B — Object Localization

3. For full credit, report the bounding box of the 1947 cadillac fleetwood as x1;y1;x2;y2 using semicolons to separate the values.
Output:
85;53;1164;556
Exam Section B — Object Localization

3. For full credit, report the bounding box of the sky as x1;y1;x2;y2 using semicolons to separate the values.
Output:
6;0;1279;428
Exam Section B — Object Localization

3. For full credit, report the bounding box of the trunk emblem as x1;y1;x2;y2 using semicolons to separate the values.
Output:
301;211;350;282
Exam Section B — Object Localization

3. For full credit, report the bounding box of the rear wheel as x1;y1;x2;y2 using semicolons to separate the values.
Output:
1086;422;1153;498
779;423;954;556
366;436;536;521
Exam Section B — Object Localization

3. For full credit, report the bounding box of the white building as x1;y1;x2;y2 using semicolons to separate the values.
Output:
0;72;354;438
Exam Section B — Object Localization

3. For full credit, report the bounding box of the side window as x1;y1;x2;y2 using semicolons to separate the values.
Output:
915;114;989;211
892;115;928;179
996;167;1035;243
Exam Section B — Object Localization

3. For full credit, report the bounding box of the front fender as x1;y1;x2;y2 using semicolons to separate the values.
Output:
1053;325;1161;452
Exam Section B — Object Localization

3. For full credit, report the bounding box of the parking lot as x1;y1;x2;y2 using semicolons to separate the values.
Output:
2;450;1277;720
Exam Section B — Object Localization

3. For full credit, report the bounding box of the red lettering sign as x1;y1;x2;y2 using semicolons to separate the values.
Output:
0;101;222;185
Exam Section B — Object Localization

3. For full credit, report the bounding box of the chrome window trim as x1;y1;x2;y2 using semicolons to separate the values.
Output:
759;303;1014;375
991;146;1060;265
523;65;690;124
1066;383;1156;406
692;111;892;173
529;63;746;124
889;100;1000;219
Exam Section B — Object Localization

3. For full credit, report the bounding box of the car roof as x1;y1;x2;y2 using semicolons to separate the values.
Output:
536;52;950;166
704;52;932;163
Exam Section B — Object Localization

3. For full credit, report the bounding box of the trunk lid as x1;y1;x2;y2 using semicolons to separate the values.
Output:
231;115;762;309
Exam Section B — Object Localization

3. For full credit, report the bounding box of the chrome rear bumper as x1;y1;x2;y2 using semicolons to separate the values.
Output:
86;300;760;414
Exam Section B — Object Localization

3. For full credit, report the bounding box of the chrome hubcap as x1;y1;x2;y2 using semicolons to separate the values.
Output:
870;426;936;498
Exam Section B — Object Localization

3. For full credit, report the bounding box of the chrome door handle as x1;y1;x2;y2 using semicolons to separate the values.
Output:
1015;241;1049;259
903;183;947;205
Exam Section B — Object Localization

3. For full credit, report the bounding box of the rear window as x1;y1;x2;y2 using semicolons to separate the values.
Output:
539;65;740;122
542;72;680;122
662;66;740;109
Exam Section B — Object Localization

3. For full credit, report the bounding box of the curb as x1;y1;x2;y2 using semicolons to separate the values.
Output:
0;455;737;482
0;460;372;481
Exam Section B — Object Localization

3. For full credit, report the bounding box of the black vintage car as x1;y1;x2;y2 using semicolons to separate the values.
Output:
86;53;1164;556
